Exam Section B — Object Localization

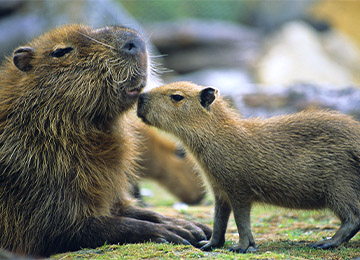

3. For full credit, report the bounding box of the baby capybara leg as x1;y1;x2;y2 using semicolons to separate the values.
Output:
310;196;360;249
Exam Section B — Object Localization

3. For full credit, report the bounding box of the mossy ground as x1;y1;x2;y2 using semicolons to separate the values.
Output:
53;181;360;260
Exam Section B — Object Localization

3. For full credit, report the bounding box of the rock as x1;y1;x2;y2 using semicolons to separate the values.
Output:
249;0;315;31
322;31;360;84
256;21;360;88
243;93;288;110
229;83;360;120
0;0;23;17
164;68;254;95
310;0;360;51
146;19;262;74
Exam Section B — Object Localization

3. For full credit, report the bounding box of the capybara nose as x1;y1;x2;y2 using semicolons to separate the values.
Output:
122;38;145;55
138;92;149;107
138;93;144;107
137;93;150;123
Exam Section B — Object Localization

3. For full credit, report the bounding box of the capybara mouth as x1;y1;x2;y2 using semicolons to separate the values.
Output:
137;109;150;125
126;89;140;97
125;79;146;98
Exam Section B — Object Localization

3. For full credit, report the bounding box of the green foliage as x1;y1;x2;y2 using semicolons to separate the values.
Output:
119;0;253;22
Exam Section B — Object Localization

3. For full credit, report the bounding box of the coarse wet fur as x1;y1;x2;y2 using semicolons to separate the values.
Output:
135;122;206;205
137;81;360;253
0;27;211;257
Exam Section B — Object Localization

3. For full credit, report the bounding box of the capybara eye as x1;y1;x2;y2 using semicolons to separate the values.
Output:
170;94;184;102
51;47;74;58
175;146;186;158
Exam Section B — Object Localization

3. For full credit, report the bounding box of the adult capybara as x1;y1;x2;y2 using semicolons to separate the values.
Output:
0;27;211;257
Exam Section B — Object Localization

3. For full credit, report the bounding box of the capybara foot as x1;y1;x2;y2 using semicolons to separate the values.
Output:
228;244;257;253
199;239;224;251
309;239;341;250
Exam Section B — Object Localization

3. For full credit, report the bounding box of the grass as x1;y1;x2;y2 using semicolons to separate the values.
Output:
53;181;360;260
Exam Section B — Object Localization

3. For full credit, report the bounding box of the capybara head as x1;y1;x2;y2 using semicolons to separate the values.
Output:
137;81;219;133
5;24;148;125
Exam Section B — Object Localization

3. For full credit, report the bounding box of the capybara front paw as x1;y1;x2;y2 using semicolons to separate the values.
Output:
159;220;212;248
163;217;212;243
155;224;194;246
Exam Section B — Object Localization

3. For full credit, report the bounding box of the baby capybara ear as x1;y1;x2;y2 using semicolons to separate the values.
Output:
199;87;218;109
13;47;35;72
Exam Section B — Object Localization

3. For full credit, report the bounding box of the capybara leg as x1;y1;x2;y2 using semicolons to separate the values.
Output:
200;195;231;251
229;202;256;253
121;205;163;223
72;215;210;251
310;220;360;249
310;198;360;249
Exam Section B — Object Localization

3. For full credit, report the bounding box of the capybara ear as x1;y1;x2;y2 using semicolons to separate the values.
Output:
200;87;218;109
13;47;35;72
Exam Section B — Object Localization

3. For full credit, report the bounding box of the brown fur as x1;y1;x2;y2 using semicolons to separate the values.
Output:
0;27;211;257
137;81;360;252
135;120;206;204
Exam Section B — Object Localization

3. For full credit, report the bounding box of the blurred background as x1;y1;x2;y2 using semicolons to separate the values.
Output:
1;0;360;206
1;0;360;119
